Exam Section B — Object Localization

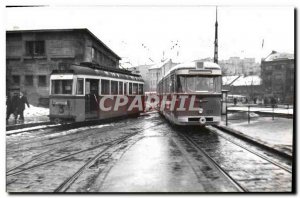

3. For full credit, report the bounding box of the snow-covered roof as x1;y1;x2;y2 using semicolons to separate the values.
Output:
222;75;240;86
264;51;294;62
223;75;261;86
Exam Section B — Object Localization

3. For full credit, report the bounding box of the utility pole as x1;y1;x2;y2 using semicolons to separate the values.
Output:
214;7;218;64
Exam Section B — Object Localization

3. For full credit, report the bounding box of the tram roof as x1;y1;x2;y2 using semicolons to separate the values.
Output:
163;61;221;77
51;64;144;82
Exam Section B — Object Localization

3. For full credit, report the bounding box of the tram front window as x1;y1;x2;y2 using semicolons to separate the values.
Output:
177;76;221;93
51;80;73;95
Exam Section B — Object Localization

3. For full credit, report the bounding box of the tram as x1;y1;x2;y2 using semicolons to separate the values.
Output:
49;62;144;123
157;61;222;126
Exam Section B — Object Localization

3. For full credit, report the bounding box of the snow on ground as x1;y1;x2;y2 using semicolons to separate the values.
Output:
24;105;49;118
7;105;50;125
223;117;293;156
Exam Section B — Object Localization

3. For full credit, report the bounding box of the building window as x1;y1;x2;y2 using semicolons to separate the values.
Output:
25;75;33;86
26;41;45;56
12;75;20;85
38;75;47;87
92;47;95;59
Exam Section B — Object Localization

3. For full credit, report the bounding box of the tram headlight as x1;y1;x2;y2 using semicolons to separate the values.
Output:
199;108;203;114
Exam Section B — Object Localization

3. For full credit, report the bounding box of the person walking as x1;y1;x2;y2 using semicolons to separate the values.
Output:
233;98;237;106
6;94;13;122
16;92;30;121
10;92;20;122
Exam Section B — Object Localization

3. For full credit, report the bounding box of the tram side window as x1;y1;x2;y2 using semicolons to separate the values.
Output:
76;78;84;95
129;83;132;95
111;81;118;95
124;83;127;95
138;84;144;95
51;80;73;95
119;82;123;95
101;79;110;95
177;76;185;93
133;83;138;95
170;75;175;93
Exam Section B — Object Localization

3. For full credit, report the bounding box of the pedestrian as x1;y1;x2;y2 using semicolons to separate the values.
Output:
271;96;276;108
11;92;20;121
16;91;30;121
6;94;13;121
253;97;257;104
233;98;237;106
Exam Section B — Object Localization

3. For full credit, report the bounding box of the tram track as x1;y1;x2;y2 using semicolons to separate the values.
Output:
208;126;292;173
7;115;153;153
7;122;165;192
175;130;247;192
7;117;162;173
174;126;292;192
53;121;165;192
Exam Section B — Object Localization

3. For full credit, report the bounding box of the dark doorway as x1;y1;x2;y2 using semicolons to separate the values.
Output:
85;79;99;119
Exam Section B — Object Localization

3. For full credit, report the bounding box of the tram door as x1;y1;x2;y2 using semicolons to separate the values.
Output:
85;79;99;119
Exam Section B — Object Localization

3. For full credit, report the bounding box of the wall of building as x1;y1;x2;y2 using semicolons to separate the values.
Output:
6;30;120;105
128;64;153;92
261;59;294;103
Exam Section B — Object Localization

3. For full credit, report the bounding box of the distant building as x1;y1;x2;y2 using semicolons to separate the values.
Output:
219;57;260;76
261;51;294;104
127;64;154;92
148;59;179;92
6;28;121;105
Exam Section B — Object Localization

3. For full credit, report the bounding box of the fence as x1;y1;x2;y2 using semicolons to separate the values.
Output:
224;104;293;126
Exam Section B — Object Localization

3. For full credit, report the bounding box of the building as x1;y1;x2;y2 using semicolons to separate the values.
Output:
261;51;294;104
219;57;260;76
127;64;154;92
148;59;179;92
6;28;121;105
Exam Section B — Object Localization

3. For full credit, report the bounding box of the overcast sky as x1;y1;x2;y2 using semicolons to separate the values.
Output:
5;5;294;66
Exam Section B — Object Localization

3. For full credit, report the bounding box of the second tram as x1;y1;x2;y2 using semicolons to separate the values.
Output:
157;61;222;126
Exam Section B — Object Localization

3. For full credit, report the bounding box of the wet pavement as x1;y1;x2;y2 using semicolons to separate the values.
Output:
6;112;292;192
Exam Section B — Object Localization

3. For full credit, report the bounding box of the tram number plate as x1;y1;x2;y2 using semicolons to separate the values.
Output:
206;110;213;114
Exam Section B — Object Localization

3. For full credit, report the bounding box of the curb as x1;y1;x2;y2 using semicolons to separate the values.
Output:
215;124;292;160
6;121;52;131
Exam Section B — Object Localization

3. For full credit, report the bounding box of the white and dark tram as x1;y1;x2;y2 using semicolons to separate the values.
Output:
49;62;144;122
157;61;222;126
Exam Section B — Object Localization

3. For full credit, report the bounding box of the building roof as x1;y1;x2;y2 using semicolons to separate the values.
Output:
264;51;294;62
222;75;240;86
223;75;261;86
6;28;121;60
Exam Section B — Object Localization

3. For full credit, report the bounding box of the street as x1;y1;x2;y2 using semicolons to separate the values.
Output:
6;113;292;192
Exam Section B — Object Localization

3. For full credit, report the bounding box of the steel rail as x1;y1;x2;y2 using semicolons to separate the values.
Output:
208;126;292;173
176;131;247;192
53;122;165;192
